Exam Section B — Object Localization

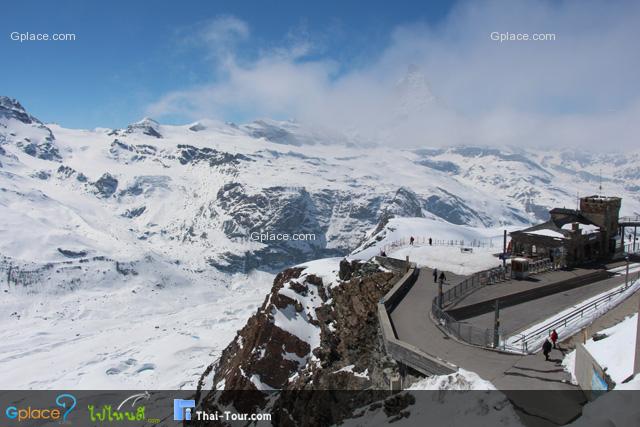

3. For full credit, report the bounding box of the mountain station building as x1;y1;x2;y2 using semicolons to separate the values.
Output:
509;196;622;267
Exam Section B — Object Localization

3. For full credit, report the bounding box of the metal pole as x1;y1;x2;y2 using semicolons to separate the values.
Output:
635;292;640;375
493;299;500;348
503;230;507;267
626;256;630;289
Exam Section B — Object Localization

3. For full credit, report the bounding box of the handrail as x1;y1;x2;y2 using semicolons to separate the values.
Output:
377;257;457;376
510;270;640;350
620;216;640;224
430;258;557;353
379;236;498;257
441;264;511;308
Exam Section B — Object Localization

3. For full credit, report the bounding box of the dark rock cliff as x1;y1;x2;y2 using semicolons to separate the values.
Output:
194;259;404;426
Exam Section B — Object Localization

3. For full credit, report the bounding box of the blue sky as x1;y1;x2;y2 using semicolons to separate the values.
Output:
1;0;639;149
1;0;452;128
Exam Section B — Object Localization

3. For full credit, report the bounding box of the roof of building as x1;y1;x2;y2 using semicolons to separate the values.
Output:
582;195;622;202
510;215;600;242
510;219;569;241
548;208;594;226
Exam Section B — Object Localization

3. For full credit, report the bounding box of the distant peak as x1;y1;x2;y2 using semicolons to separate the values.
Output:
124;117;162;138
395;65;435;101
0;96;42;125
0;96;25;111
133;117;159;126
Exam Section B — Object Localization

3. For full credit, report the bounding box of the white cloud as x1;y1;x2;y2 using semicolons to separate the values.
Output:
148;2;640;150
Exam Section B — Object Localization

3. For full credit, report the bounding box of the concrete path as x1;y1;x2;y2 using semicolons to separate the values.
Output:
463;273;629;335
447;266;608;311
390;267;585;424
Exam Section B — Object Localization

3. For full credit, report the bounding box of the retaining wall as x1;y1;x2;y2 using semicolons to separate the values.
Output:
377;258;457;376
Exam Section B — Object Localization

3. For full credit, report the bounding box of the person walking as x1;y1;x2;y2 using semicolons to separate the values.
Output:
410;236;415;246
428;237;433;246
550;329;558;349
542;339;552;361
433;268;438;283
439;271;446;286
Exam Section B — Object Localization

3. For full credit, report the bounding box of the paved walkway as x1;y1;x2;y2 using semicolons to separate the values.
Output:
463;273;628;335
390;267;586;424
447;266;609;311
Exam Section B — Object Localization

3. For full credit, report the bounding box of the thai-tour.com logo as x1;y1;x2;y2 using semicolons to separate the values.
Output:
173;399;272;422
174;399;196;421
5;393;76;422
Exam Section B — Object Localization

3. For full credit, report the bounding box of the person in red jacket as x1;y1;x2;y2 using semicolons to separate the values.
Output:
550;329;558;349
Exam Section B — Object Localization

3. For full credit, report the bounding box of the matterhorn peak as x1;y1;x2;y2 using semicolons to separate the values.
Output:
395;64;436;106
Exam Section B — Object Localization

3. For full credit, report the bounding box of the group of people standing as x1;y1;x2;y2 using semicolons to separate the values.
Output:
409;236;433;246
432;267;446;285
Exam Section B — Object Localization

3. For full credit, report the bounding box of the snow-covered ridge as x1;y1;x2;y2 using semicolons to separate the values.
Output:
2;96;640;390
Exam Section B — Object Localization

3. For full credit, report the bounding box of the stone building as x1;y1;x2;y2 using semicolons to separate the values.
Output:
509;196;622;267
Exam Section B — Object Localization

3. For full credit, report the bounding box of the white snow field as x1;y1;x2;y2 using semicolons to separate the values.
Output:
0;270;273;389
562;312;638;387
340;369;523;426
564;314;640;427
407;368;497;391
352;217;513;275
3;95;640;390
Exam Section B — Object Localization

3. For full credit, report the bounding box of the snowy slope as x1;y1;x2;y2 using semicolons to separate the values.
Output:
2;95;640;389
564;314;640;426
351;217;514;274
341;369;523;426
563;313;639;386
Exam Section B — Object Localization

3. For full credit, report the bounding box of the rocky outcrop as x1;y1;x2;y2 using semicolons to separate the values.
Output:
195;259;403;425
424;187;492;226
0;97;61;162
124;118;162;138
0;97;40;125
177;144;252;167
94;173;118;198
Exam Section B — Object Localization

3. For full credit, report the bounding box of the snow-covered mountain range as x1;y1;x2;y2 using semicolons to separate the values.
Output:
1;95;639;388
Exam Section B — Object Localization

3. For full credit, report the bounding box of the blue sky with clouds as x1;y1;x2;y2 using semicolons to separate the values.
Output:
2;0;639;149
1;0;452;128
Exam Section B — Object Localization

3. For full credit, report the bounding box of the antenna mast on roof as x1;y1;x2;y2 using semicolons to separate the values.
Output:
599;169;603;195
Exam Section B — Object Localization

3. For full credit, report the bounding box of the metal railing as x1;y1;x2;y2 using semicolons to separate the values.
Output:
431;265;513;349
508;270;640;353
377;258;457;375
430;260;558;351
528;259;554;274
380;236;498;256
619;215;640;224
623;242;640;254
432;301;496;348
440;265;511;307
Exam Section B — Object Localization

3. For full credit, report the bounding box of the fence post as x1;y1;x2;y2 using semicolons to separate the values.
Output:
493;299;500;348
